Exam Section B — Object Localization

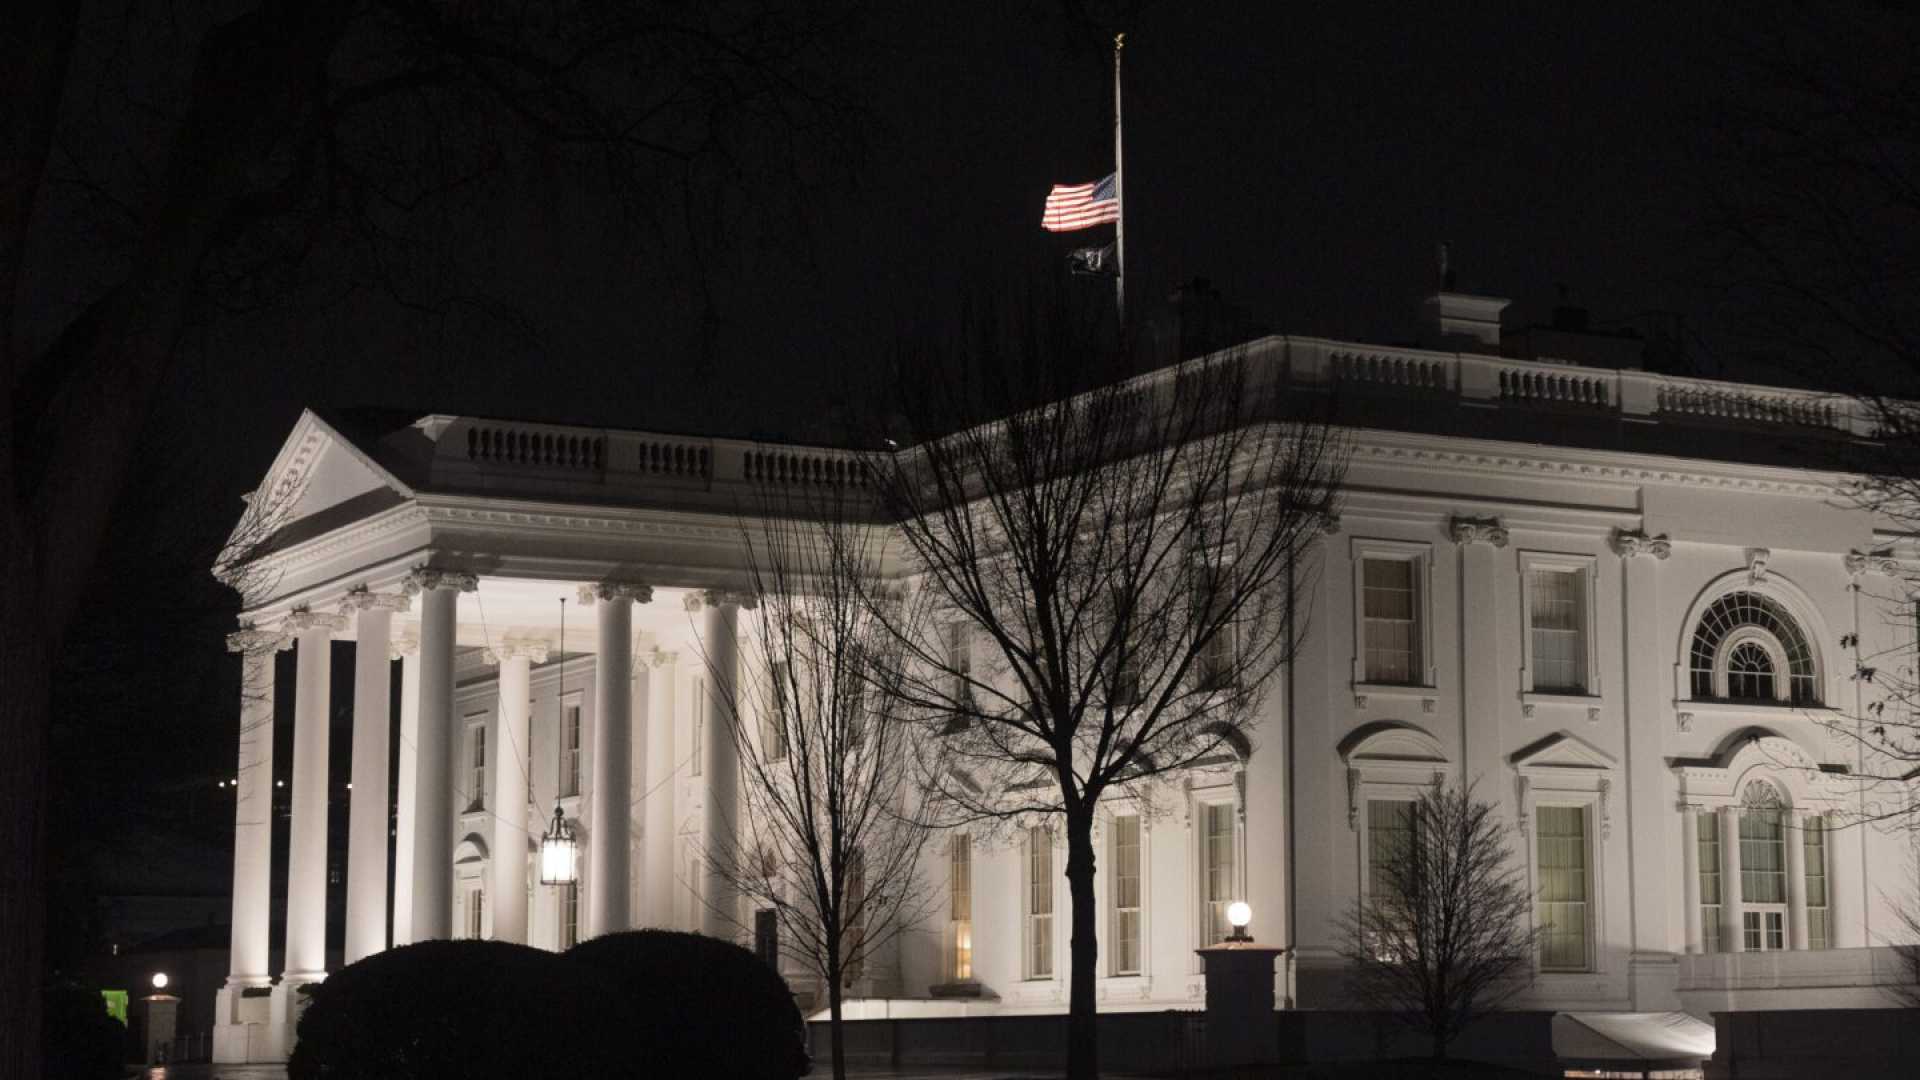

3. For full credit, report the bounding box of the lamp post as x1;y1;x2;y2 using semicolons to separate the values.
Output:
1197;902;1289;1067
539;803;578;886
143;972;180;1064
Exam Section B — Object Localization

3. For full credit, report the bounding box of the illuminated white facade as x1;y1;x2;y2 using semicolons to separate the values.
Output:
211;321;1920;1063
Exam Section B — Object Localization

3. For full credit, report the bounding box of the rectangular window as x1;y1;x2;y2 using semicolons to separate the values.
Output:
755;908;779;969
559;701;582;797
1698;811;1722;953
1026;826;1054;979
466;885;485;939
1201;803;1237;946
691;680;705;777
1739;810;1787;905
1743;909;1785;951
1368;799;1416;900
1805;815;1830;950
763;663;789;761
945;622;973;706
1536;805;1590;971
1191;562;1238;690
1112;815;1142;975
1528;568;1587;692
468;719;488;812
561;883;579;948
1362;558;1419;684
949;834;973;982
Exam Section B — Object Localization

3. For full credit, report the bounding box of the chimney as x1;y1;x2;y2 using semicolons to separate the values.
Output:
1418;244;1509;353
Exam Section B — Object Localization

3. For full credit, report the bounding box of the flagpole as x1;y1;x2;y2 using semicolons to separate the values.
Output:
1113;32;1126;329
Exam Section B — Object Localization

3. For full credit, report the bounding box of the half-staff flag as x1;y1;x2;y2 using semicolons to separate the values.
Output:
1041;173;1119;232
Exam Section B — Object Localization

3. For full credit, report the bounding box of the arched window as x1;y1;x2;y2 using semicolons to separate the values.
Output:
1687;591;1818;705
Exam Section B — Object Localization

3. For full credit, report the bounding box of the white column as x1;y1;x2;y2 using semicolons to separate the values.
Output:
406;569;476;940
1449;518;1505;799
1680;806;1701;953
1719;807;1744;952
488;638;545;944
643;649;678;927
589;583;650;936
694;590;752;939
282;609;346;983
223;627;284;988
342;590;407;964
1786;809;1809;950
389;635;421;945
1615;531;1678;988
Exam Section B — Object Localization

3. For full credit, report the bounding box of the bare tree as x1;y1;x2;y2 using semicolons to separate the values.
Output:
2;3;857;1071
1336;781;1539;1062
861;301;1346;1080
704;483;938;1080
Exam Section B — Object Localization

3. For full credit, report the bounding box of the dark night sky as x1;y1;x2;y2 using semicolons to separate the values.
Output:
50;2;1787;931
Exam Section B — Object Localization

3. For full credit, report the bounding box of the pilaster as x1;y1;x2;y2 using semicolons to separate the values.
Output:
1614;528;1679;1005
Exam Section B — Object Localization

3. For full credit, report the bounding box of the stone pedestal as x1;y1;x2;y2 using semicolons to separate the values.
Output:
211;980;274;1063
1197;942;1287;1066
142;993;180;1063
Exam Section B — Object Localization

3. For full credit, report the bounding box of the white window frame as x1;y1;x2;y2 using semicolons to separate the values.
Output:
1189;556;1240;692
1341;724;1451;903
463;712;490;813
946;832;974;984
944;622;974;707
1194;793;1242;951
1106;810;1147;978
1023;824;1057;981
1351;539;1436;690
763;661;789;762
690;677;706;777
1532;802;1595;972
558;692;584;798
1518;551;1600;699
1512;731;1615;976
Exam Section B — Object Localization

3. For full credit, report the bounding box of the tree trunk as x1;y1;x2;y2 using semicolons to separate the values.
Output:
826;944;847;1080
1064;808;1099;1080
0;548;49;1080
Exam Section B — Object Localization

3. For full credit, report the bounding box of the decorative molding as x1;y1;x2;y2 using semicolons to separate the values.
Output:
1353;693;1368;711
340;585;411;615
1610;528;1671;560
281;608;348;635
226;625;289;654
483;636;553;665
1586;706;1601;725
404;567;479;594
1676;711;1694;732
650;648;679;668
1348;438;1847;499
1449;514;1508;547
1346;768;1361;830
1421;697;1436;714
1320;513;1343;536
1515;776;1532;836
1597;778;1613;841
1746;547;1772;584
1845;548;1904;578
1522;703;1535;719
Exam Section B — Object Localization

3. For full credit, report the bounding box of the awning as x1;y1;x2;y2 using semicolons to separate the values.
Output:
1553;1011;1717;1065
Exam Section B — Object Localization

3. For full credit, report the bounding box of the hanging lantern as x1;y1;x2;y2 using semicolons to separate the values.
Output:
539;803;577;886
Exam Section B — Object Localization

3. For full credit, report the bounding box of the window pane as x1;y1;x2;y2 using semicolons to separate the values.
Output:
1362;559;1419;684
1740;810;1787;905
1698;811;1722;953
1536;805;1589;970
1028;826;1052;978
1804;815;1829;949
1368;800;1415;901
1529;569;1585;691
1112;816;1141;974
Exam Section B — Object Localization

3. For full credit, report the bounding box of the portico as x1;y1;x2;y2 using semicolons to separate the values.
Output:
208;411;792;1062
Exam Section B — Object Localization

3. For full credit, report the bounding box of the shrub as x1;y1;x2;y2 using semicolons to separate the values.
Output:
288;939;629;1080
567;929;809;1080
43;980;123;1080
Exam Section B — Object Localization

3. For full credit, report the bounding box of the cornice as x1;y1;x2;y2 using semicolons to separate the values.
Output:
1610;528;1672;560
282;608;348;635
1449;514;1508;547
405;567;479;594
340;585;412;614
685;589;759;612
226;626;290;654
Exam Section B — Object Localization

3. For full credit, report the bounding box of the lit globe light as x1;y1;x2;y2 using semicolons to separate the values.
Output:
1226;901;1253;942
151;972;169;991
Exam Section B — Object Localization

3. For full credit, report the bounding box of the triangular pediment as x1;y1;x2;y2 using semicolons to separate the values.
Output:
224;410;414;568
1511;732;1616;773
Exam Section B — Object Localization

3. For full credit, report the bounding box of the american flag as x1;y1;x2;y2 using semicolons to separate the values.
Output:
1041;173;1119;232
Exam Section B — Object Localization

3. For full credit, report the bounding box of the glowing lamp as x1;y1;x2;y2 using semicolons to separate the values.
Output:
1226;901;1253;942
150;972;169;991
539;804;578;886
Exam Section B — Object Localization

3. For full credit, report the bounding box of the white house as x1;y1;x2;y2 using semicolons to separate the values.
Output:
209;293;1920;1064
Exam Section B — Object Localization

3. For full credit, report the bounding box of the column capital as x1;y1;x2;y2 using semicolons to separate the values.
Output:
1610;528;1671;560
340;585;412;615
1448;514;1508;548
649;648;679;668
1844;548;1904;577
403;566;479;594
282;607;349;635
591;581;654;605
389;629;420;660
685;588;758;612
483;636;552;665
226;625;289;654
